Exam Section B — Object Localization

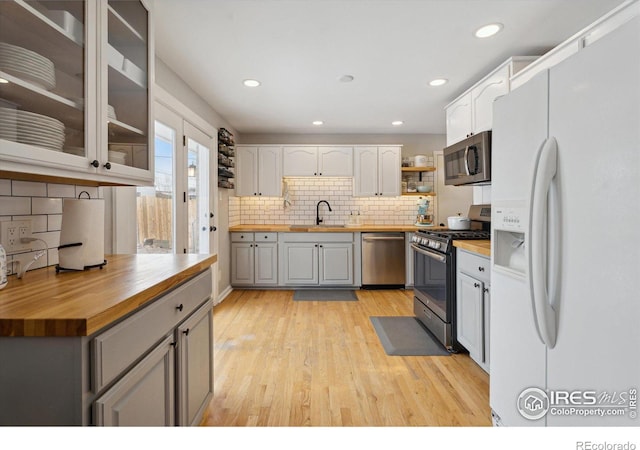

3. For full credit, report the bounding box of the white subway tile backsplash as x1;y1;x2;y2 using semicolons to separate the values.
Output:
11;180;47;197
0;196;31;215
48;214;63;231
47;183;77;198
14;214;47;232
0;179;11;195
32;197;63;215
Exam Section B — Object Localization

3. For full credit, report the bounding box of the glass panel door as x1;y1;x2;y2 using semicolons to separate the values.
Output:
136;102;178;253
184;122;211;254
0;0;87;159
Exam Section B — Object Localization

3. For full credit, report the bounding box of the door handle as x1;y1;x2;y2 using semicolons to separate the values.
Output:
528;137;559;349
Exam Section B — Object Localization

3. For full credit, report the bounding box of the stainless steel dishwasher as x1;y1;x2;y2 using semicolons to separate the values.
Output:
361;233;406;288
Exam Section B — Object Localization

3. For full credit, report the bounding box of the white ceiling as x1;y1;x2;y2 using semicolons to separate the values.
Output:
153;0;624;135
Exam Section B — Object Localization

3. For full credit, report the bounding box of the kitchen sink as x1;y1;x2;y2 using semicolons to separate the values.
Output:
289;224;346;229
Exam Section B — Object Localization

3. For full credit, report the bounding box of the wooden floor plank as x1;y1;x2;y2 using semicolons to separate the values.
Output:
202;288;491;426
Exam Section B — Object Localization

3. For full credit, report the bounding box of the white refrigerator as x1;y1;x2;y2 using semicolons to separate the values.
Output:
489;14;640;426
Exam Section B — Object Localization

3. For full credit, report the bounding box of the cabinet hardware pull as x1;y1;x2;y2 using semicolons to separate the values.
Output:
478;266;485;272
209;212;214;218
202;226;207;231
483;288;489;293
176;304;184;312
474;283;480;288
103;162;111;170
183;329;190;336
210;226;216;232
90;160;99;168
170;342;177;347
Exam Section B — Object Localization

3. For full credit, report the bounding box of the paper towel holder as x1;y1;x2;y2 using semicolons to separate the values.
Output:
55;192;108;273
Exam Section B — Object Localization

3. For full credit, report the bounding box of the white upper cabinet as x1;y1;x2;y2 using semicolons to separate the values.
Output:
353;145;401;197
235;145;282;197
317;146;352;176
283;145;353;177
445;92;472;146
445;57;536;146
0;0;153;186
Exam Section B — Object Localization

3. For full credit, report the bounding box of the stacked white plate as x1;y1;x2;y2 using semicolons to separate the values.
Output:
0;107;65;151
0;42;56;90
107;104;117;121
108;150;127;165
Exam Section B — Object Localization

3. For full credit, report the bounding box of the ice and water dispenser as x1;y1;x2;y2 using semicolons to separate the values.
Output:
493;204;527;277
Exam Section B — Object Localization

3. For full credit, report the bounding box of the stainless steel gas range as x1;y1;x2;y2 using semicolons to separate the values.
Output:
410;204;491;352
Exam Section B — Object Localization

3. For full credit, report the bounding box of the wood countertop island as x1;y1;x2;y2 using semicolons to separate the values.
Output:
0;253;217;337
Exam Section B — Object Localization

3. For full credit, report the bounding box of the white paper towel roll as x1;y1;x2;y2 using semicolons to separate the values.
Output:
58;198;105;270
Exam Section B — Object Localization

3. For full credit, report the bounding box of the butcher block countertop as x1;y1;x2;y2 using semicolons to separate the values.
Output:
453;240;491;257
230;224;447;232
0;253;217;337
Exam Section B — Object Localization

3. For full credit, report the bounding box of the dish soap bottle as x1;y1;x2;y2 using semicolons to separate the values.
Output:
0;244;7;289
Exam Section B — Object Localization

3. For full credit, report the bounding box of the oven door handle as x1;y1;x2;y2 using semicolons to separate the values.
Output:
411;244;447;263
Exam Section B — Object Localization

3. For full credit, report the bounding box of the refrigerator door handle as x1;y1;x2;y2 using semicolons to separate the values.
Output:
528;137;558;349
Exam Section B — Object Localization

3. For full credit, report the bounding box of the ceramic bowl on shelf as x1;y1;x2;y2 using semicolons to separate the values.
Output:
416;185;432;193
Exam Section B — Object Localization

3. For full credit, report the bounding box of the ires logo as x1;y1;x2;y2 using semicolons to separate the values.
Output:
517;387;638;421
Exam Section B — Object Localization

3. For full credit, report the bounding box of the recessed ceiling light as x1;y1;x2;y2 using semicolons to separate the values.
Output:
475;23;503;38
339;74;354;83
243;79;261;87
392;121;404;126
0;78;8;84
429;78;448;87
312;120;324;126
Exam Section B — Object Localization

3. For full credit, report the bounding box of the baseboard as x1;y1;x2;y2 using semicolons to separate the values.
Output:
215;285;233;305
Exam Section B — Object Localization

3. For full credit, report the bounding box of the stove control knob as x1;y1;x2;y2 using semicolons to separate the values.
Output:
434;242;441;250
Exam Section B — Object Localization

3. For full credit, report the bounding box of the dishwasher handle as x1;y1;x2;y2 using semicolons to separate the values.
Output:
362;236;405;241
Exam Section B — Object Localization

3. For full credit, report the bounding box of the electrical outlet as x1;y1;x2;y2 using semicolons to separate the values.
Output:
0;220;32;253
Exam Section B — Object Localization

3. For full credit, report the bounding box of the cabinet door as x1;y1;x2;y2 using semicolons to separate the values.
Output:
471;65;509;134
177;299;213;426
318;146;352;176
282;242;318;285
231;242;255;285
282;146;317;176
319;243;353;285
483;285;490;370
377;146;401;197
94;335;175;426
101;0;154;184
456;272;483;362
235;146;258;196
257;146;282;196
353;146;378;197
254;242;278;285
0;1;97;177
445;92;472;145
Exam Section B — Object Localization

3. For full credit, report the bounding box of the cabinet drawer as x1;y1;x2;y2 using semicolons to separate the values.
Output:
255;232;277;242
231;232;254;242
92;269;212;393
457;249;490;283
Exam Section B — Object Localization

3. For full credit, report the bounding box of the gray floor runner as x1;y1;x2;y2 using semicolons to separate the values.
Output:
293;289;358;301
370;316;450;356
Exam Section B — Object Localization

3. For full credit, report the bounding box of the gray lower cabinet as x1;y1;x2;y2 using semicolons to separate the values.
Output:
0;268;213;426
94;335;176;426
280;233;354;286
231;232;278;286
456;249;490;373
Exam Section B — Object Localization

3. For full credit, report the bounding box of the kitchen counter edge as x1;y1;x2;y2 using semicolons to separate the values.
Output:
229;224;447;233
0;253;217;337
453;240;491;257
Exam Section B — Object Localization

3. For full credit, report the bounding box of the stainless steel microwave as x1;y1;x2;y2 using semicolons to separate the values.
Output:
443;130;491;186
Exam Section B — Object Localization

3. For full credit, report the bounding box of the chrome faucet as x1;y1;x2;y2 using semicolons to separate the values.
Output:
316;200;332;225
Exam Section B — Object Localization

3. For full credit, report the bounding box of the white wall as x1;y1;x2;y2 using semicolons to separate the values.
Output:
155;57;238;299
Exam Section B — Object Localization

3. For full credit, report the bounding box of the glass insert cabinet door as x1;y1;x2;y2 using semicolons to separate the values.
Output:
103;0;151;175
0;0;89;164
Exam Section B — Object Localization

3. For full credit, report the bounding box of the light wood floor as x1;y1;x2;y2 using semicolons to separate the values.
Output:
201;288;491;426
